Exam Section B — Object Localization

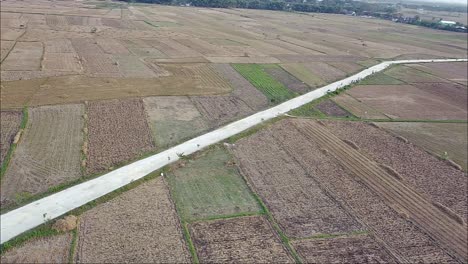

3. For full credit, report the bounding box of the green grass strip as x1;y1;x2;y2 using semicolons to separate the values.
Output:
0;222;59;254
182;222;199;264
232;64;297;103
0;107;28;180
68;228;78;263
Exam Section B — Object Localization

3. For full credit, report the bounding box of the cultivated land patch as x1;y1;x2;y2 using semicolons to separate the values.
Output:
212;63;268;110
0;233;72;263
166;146;260;221
301;62;347;83
191;96;253;127
407;62;468;84
315;99;352;118
189;216;294;263
275;119;459;263
1;41;43;71
292;119;467;261
232;64;296;103
346;84;467;120
143;96;209;149
384;65;449;83
324;121;468;220
378;122;468;170
232;125;363;239
280;63;326;88
326;61;364;75
75;177;191;263
86;99;155;174
331;93;389;120
357;72;404;85
0;111;22;165
292;234;396;263
261;64;310;94
42;53;82;72
1;104;84;205
412;82;467;112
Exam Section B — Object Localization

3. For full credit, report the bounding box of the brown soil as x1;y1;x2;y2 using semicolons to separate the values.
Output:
232;125;363;239
378;122;468;170
385;66;449;83
1;41;43;71
331;93;388;119
315;99;351;117
0;111;22;164
1;234;72;264
191;96;253;127
1;104;84;205
42;53;82;72
292;119;467;262
326;61;363;75
240;119;458;263
264;67;310;94
408;62;468;83
212;63;268;110
323;121;468;222
412;82;467;111
293;234;396;263
189;216;294;263
86;99;155;174
347;85;467;120
75;177;191;263
302;62;347;82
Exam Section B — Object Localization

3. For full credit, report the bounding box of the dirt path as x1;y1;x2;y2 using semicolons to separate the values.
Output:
292;120;467;262
1;58;466;245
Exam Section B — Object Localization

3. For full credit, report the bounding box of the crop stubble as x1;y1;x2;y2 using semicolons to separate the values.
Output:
189;216;294;263
1;104;84;204
86;99;155;174
0;111;22;165
75;177;191;263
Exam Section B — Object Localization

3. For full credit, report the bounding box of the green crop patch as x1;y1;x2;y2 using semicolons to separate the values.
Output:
232;64;297;103
358;72;404;85
166;146;261;222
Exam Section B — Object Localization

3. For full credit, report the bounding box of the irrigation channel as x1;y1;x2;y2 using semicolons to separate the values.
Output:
1;58;466;244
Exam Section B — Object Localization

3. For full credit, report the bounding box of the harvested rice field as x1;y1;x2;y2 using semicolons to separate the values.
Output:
86;99;155;174
143;96;209;149
407;62;468;84
261;64;310;94
346;84;467;120
280;63;326;88
292;234;396;263
0;111;22;165
378;122;468;171
1;234;72;263
191;96;253;127
166;146;260;221
189;216;294;263
1;104;84;205
331;93;389;120
315;99;352;118
75;177;191;263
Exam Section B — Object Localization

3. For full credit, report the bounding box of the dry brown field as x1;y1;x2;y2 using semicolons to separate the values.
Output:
1;104;84;205
189;216;294;263
346;84;467;120
331;93;389;120
378;122;468;171
315;100;351;117
408;62;468;84
86;99;155;174
0;111;22;164
292;234;396;263
0;234;72;263
75;177;191;263
1;41;43;71
191;96;253;127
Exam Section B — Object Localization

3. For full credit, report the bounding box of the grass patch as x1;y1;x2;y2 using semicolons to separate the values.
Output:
232;64;297;103
0;107;28;180
0;222;59;255
182;223;200;264
357;72;404;85
166;145;261;222
68;228;78;264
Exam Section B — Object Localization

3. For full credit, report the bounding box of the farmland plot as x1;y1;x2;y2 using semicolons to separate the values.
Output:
45;15;69;27
166;146;260;221
113;55;155;78
0;234;72;263
301;62;347;82
233;64;296;103
271;119;459;263
280;63;326;88
75;177;191;263
384;65;448;83
408;62;468;84
0;40;15;61
315;100;352;118
1;104;84;204
262;64;310;94
292;234;396;263
232;125;363;238
0;28;25;41
2;42;43;71
291;119;466;262
331;93;389;120
146;38;203;58
86;99;155;174
357;72;404;85
44;39;75;53
347;85;467;120
143;96;209;149
189;216;293;263
378;122;468;170
324;121;468;220
96;38;129;55
412;82;467;111
212;64;268;110
42;53;81;72
0;111;22;165
326;61;363;75
191;96;253;127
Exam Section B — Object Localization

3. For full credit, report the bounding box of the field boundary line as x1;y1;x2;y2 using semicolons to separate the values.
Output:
1;58;466;244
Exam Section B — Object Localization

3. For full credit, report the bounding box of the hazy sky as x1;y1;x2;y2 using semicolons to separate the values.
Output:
409;0;467;5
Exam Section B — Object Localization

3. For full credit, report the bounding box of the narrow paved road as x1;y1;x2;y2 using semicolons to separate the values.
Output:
1;58;466;244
